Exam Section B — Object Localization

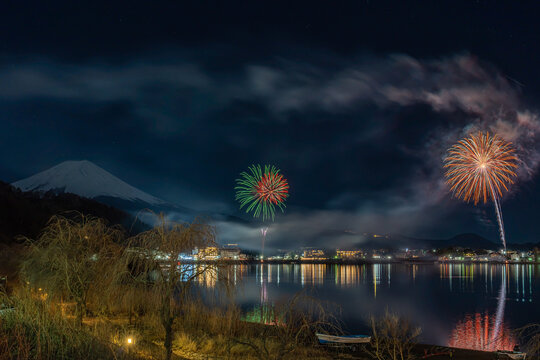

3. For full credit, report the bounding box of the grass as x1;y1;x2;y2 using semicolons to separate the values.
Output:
0;285;341;360
3;277;531;360
0;289;141;360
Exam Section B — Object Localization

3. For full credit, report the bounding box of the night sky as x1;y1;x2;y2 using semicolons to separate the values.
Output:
2;1;540;249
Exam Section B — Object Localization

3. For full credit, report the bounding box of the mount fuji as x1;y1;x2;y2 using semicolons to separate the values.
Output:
11;160;239;225
12;160;172;211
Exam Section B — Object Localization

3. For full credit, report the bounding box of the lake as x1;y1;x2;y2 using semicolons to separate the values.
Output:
196;263;539;351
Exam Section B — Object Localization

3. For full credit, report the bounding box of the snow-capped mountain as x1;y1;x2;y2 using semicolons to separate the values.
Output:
12;160;165;206
11;160;244;228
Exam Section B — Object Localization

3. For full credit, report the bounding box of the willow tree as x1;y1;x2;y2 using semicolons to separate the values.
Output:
120;215;218;360
21;213;124;326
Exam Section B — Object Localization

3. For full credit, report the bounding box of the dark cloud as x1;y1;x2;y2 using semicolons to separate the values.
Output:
2;48;540;250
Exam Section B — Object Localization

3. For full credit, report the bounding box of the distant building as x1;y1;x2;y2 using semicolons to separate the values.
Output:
301;249;326;260
196;246;219;260
336;249;362;259
506;251;520;261
178;253;195;261
152;250;171;261
220;246;241;260
283;251;300;260
395;249;428;260
489;252;506;262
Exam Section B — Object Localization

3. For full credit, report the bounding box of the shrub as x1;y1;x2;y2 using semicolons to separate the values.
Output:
366;311;421;360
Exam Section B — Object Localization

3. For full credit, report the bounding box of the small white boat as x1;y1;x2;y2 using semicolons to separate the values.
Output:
494;350;527;359
316;333;371;344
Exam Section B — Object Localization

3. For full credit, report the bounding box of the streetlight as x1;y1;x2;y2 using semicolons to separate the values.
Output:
125;335;135;354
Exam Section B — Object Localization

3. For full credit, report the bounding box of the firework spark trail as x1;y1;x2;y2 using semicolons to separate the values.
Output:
493;197;507;250
235;164;289;257
260;227;268;259
488;179;507;250
491;265;507;346
444;132;517;250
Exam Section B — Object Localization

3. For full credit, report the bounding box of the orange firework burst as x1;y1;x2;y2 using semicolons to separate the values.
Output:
444;132;518;205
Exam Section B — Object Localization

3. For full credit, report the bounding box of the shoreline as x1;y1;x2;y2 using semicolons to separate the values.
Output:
192;259;540;265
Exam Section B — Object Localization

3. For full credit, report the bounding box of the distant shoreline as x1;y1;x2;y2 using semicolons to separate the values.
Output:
192;259;540;265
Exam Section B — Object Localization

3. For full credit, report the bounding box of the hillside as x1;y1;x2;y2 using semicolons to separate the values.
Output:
356;232;538;251
0;181;144;245
357;233;498;250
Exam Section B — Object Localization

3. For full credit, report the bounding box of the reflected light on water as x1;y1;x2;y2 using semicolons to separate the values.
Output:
448;311;516;351
448;265;516;352
373;264;380;298
197;265;218;288
190;262;538;348
300;264;326;286
334;265;364;287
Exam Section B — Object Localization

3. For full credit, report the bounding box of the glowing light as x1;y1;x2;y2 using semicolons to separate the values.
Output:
444;131;517;205
235;164;289;221
444;131;517;250
236;164;289;257
448;312;515;351
449;267;514;351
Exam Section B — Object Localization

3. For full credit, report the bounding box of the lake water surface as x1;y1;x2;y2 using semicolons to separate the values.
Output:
197;263;539;351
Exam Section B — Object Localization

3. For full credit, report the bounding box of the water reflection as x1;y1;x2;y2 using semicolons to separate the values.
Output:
180;263;250;289
448;312;516;351
448;265;516;351
192;263;538;348
197;266;218;288
191;263;537;293
301;264;326;286
335;264;365;287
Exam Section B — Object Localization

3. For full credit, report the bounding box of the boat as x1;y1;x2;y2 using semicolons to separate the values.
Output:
494;350;527;359
315;333;371;344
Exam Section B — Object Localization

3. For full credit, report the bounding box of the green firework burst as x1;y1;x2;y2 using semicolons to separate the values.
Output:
235;164;289;221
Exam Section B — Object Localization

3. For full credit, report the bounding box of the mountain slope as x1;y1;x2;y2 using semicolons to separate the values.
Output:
11;160;208;224
356;232;500;250
0;181;146;244
12;160;165;206
429;233;498;249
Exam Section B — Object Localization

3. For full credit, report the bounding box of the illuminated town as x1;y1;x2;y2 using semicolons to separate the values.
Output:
188;245;540;264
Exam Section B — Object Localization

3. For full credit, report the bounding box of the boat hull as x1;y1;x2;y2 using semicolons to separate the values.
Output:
316;333;371;344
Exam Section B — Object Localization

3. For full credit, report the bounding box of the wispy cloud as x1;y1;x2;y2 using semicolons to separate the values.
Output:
2;52;539;247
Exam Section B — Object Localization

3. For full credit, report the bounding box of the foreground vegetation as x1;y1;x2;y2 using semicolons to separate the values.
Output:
0;213;342;360
2;212;540;360
0;287;344;360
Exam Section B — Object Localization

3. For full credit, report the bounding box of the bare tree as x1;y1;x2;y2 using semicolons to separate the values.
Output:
118;214;218;360
516;324;540;359
21;213;124;326
366;311;421;360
